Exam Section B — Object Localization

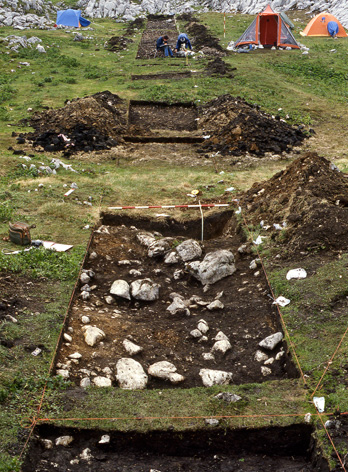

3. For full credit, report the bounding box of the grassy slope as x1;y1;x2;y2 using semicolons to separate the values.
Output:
0;10;348;470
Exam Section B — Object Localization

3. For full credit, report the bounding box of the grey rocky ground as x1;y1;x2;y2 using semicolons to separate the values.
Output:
1;0;347;29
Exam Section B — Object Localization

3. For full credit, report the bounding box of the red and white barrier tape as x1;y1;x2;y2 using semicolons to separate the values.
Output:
108;203;232;210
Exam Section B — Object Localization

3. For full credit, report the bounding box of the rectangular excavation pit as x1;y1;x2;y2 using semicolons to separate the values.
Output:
55;213;298;390
131;71;198;81
128;100;198;132
23;424;323;471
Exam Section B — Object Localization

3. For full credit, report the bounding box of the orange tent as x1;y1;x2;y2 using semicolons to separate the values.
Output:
300;12;347;37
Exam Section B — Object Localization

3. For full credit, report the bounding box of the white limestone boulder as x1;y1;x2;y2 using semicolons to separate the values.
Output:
176;239;202;261
199;369;233;387
187;250;236;285
130;279;160;301
82;326;105;347
110;279;131;300
115;358;148;390
259;332;283;351
148;361;185;384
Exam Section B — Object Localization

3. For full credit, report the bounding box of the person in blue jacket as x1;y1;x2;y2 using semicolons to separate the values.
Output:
156;35;174;57
175;33;192;52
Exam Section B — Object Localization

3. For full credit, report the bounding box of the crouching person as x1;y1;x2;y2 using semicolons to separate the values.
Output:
156;35;174;57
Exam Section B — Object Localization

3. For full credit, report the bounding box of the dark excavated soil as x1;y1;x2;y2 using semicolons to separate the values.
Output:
55;212;297;389
128;100;198;132
177;12;226;56
198;94;308;156
19;91;127;156
240;152;348;254
22;424;320;472
136;15;177;59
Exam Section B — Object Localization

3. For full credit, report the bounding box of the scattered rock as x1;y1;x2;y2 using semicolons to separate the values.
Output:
56;436;74;446
115;358;148;390
199;368;233;387
148;361;185;384
167;297;190;316
110;279;131;300
259;332;283;351
123;338;143;355
261;366;272;376
130;279;160;301
82;326;106;347
254;350;268;362
187;250;236;285
93;376;112;387
207;299;224;310
214;392;242;403
175;239;202;261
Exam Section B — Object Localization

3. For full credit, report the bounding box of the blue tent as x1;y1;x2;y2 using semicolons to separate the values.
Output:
56;9;90;27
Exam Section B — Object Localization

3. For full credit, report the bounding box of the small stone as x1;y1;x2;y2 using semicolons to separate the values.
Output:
173;269;184;280
259;332;283;350
207;300;224;311
275;351;285;360
148;361;184;384
81;291;90;300
123;339;143;355
63;333;72;343
82;326;105;347
105;296;115;305
130;279;160;301
89;251;97;259
68;352;82;359
214;331;229;342
80;273;90;284
202;352;215;361
261;366;272;376
81;316;90;324
205;418;219;426
93;376;112;387
80;448;93;461
80;378;91;388
167;297;190;316
56;436;74;446
176;239;202;261
211;339;231;354
99;434;110;444
214;392;242;403
56;369;70;379
41;439;53;449
190;329;202;338
197;319;209;334
254;350;268;362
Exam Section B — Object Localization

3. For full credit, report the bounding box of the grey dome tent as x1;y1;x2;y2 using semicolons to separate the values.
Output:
234;4;299;49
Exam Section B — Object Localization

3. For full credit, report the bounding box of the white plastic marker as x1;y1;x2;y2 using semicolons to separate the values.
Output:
64;188;75;197
272;296;291;307
313;397;325;413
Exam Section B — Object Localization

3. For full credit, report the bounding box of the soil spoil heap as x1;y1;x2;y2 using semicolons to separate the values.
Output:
205;57;236;77
241;152;348;253
199;95;308;156
21;91;127;156
178;13;225;56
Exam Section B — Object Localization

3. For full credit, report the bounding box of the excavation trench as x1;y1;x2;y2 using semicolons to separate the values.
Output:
54;212;298;389
23;424;327;471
